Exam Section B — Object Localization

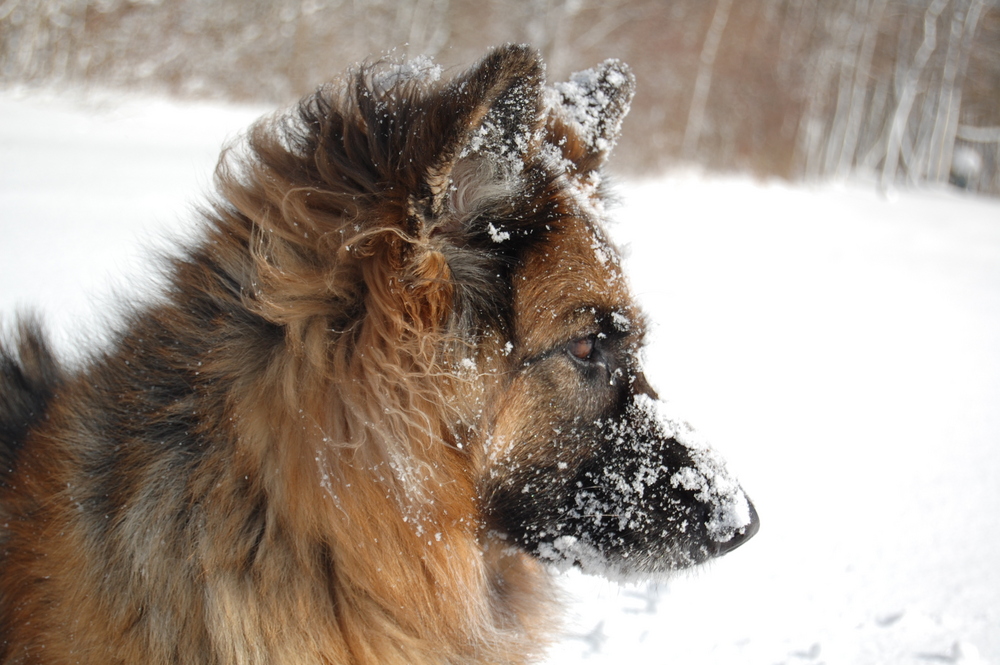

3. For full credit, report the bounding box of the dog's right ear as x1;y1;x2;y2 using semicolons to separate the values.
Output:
417;44;546;218
545;59;636;177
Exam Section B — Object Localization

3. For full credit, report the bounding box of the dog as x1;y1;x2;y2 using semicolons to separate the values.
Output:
0;45;758;664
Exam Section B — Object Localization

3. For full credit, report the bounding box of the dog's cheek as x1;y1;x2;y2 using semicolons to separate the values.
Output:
476;358;649;558
477;364;605;540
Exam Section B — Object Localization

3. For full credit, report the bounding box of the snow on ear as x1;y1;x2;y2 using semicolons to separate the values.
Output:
421;44;545;216
546;59;635;175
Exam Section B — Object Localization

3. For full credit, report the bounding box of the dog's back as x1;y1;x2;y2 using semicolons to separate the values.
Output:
0;321;62;474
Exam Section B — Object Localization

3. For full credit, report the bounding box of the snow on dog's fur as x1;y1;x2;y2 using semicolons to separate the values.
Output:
0;45;757;665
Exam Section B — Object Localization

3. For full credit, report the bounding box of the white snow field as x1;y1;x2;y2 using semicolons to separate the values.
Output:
2;92;999;665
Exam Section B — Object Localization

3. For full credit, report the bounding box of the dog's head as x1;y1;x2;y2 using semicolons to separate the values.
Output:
225;44;757;579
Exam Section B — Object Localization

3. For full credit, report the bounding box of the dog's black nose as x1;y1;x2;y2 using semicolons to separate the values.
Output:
716;498;760;556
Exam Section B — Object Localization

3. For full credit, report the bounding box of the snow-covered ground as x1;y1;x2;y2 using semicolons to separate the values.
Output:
2;92;999;664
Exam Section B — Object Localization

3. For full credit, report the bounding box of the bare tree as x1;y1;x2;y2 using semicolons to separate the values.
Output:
2;0;998;194
925;0;987;182
880;0;949;189
834;0;889;177
682;0;732;160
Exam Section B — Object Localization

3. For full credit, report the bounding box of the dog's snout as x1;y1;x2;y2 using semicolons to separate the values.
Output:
714;498;760;556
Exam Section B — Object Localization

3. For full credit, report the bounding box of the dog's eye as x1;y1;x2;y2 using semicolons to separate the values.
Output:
568;335;596;361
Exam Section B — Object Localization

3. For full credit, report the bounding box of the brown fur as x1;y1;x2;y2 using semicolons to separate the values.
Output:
0;46;756;665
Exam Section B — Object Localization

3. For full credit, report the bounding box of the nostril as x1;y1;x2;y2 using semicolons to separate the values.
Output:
715;498;760;556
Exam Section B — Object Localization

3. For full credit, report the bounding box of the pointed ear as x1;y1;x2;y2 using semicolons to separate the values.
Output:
546;59;635;175
357;47;543;337
419;44;546;215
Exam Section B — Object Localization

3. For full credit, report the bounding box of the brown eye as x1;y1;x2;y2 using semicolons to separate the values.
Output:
568;336;595;361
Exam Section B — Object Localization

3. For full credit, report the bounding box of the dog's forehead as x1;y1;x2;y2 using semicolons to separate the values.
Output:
513;216;633;350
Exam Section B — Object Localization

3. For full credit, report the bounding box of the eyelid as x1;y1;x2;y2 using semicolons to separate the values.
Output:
567;334;597;361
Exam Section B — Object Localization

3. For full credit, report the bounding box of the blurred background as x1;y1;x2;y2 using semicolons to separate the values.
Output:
2;0;999;194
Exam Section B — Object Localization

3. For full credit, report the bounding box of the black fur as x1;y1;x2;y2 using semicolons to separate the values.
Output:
0;320;63;476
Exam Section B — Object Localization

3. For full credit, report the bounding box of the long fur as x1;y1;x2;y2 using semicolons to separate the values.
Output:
0;45;757;665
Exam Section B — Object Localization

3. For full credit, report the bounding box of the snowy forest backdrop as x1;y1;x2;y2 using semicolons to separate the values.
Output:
2;0;999;195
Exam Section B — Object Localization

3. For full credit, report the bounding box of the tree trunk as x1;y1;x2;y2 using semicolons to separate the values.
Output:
682;0;733;160
881;0;949;190
836;0;889;177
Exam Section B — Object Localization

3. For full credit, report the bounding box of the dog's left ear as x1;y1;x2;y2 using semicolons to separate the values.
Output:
415;44;546;217
368;45;545;332
545;59;636;176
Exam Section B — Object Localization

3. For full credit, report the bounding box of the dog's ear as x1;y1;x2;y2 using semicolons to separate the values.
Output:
356;46;546;335
418;44;546;217
545;59;635;176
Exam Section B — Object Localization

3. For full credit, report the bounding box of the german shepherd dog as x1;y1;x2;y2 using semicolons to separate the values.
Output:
0;45;757;664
